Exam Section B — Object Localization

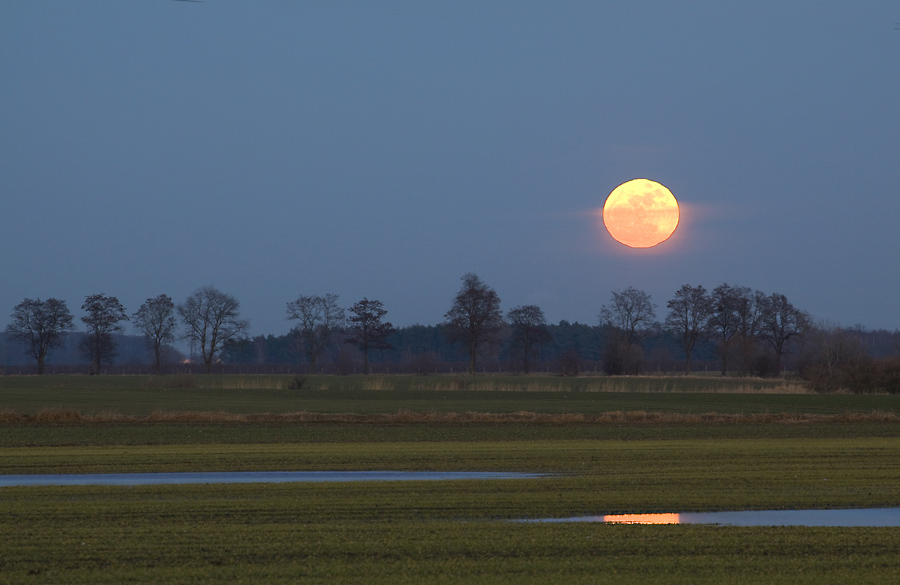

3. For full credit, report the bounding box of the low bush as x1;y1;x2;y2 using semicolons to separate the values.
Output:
286;375;307;390
803;356;900;394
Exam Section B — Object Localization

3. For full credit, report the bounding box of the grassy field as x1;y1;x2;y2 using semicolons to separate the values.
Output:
1;374;898;417
2;374;900;583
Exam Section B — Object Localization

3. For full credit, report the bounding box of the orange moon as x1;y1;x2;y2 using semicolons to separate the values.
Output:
602;178;679;248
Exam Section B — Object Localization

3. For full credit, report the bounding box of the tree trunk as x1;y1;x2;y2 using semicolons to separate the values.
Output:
684;338;694;374
93;335;102;375
154;345;162;375
522;339;531;374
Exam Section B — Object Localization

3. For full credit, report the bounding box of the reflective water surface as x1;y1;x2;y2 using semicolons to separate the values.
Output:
529;509;900;527
0;471;544;487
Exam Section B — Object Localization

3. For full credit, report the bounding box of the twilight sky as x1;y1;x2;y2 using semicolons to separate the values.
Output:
2;1;899;337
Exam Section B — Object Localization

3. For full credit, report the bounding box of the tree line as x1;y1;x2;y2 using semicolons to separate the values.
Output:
4;275;900;391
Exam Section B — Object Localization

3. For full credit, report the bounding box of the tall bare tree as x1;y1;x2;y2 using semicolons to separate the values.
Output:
347;298;395;375
733;287;767;375
177;286;249;374
81;293;129;374
665;284;713;374
286;294;345;373
599;287;656;374
507;305;552;374
599;287;657;347
444;273;503;375
132;294;177;373
709;283;742;376
5;298;74;374
760;292;809;374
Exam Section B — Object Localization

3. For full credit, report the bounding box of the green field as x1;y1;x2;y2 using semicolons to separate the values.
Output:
2;375;900;583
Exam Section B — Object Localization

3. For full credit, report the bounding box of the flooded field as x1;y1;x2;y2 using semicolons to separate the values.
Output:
527;508;900;527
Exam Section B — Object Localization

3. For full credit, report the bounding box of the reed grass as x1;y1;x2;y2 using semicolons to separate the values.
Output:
0;373;809;394
5;407;898;425
4;374;895;419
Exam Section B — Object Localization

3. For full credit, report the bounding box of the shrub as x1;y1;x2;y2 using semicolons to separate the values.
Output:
287;375;307;390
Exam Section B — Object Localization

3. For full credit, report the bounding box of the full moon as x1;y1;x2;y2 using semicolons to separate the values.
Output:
602;179;679;248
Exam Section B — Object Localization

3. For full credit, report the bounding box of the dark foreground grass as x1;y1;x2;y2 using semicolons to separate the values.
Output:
4;435;900;583
3;434;900;584
2;517;899;584
4;515;899;584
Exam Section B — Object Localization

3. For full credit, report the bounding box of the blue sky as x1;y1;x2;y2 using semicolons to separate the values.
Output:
2;1;899;336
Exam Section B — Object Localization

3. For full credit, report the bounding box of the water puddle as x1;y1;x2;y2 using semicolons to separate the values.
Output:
0;471;544;487
525;509;900;527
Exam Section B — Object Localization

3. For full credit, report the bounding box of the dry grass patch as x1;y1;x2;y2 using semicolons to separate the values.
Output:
146;410;248;423
33;408;84;423
0;408;21;424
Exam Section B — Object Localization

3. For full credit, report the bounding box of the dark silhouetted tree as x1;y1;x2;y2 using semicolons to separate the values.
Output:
599;287;657;347
347;298;395;374
177;286;249;374
507;305;552;374
555;348;581;377
444;273;503;375
81;293;129;374
665;284;713;374
599;287;656;374
5;298;74;374
709;283;742;376
760;292;810;374
733;287;766;375
286;293;345;373
132;294;178;373
799;321;869;392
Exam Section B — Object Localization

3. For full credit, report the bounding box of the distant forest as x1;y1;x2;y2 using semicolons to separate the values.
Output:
1;320;898;378
3;280;900;394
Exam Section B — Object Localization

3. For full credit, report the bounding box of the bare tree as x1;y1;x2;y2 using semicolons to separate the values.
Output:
81;293;129;374
444;273;503;375
599;287;657;347
132;294;177;373
599;287;656;375
760;292;810;374
733;287;767;375
347;298;396;375
709;283;742;376
5;298;74;374
286;294;345;373
799;321;869;392
665;284;713;374
507;305;552;374
177;286;249;374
